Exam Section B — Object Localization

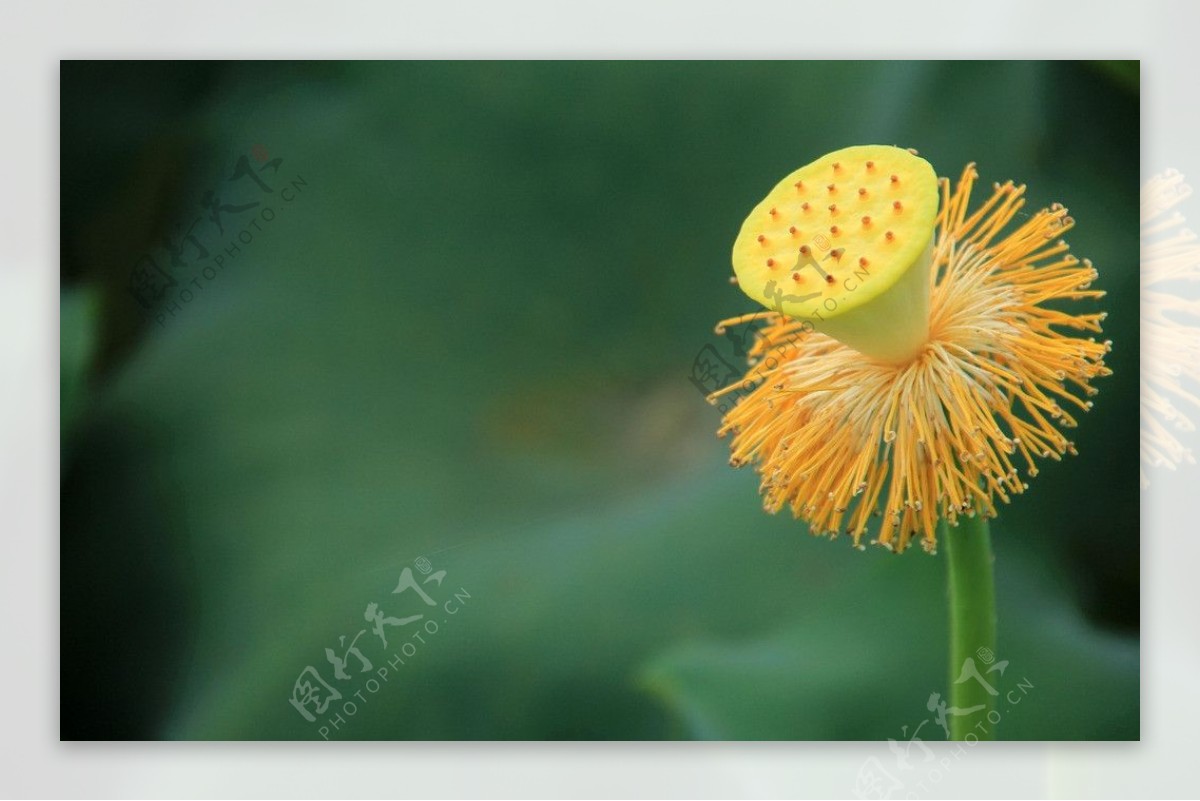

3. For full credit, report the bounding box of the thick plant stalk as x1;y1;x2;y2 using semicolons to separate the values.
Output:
941;514;997;740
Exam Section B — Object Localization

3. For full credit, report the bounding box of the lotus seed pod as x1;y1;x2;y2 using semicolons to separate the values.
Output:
731;144;939;364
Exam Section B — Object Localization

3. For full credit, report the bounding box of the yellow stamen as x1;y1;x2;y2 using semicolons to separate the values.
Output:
716;160;1110;552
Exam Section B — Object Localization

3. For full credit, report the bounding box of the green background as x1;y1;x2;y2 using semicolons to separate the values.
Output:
60;61;1139;740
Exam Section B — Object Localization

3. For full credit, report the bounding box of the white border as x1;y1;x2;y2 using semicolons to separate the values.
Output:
5;1;1198;797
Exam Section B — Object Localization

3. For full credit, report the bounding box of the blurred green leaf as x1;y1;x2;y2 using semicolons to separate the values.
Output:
641;544;1138;740
1090;60;1140;94
59;286;99;447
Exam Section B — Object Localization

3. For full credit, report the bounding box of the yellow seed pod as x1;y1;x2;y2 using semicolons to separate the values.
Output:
731;145;939;364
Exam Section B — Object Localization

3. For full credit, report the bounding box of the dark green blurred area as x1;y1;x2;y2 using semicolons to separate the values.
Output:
60;61;1139;740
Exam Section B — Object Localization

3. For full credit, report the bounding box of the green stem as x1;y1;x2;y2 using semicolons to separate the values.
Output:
941;513;997;740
